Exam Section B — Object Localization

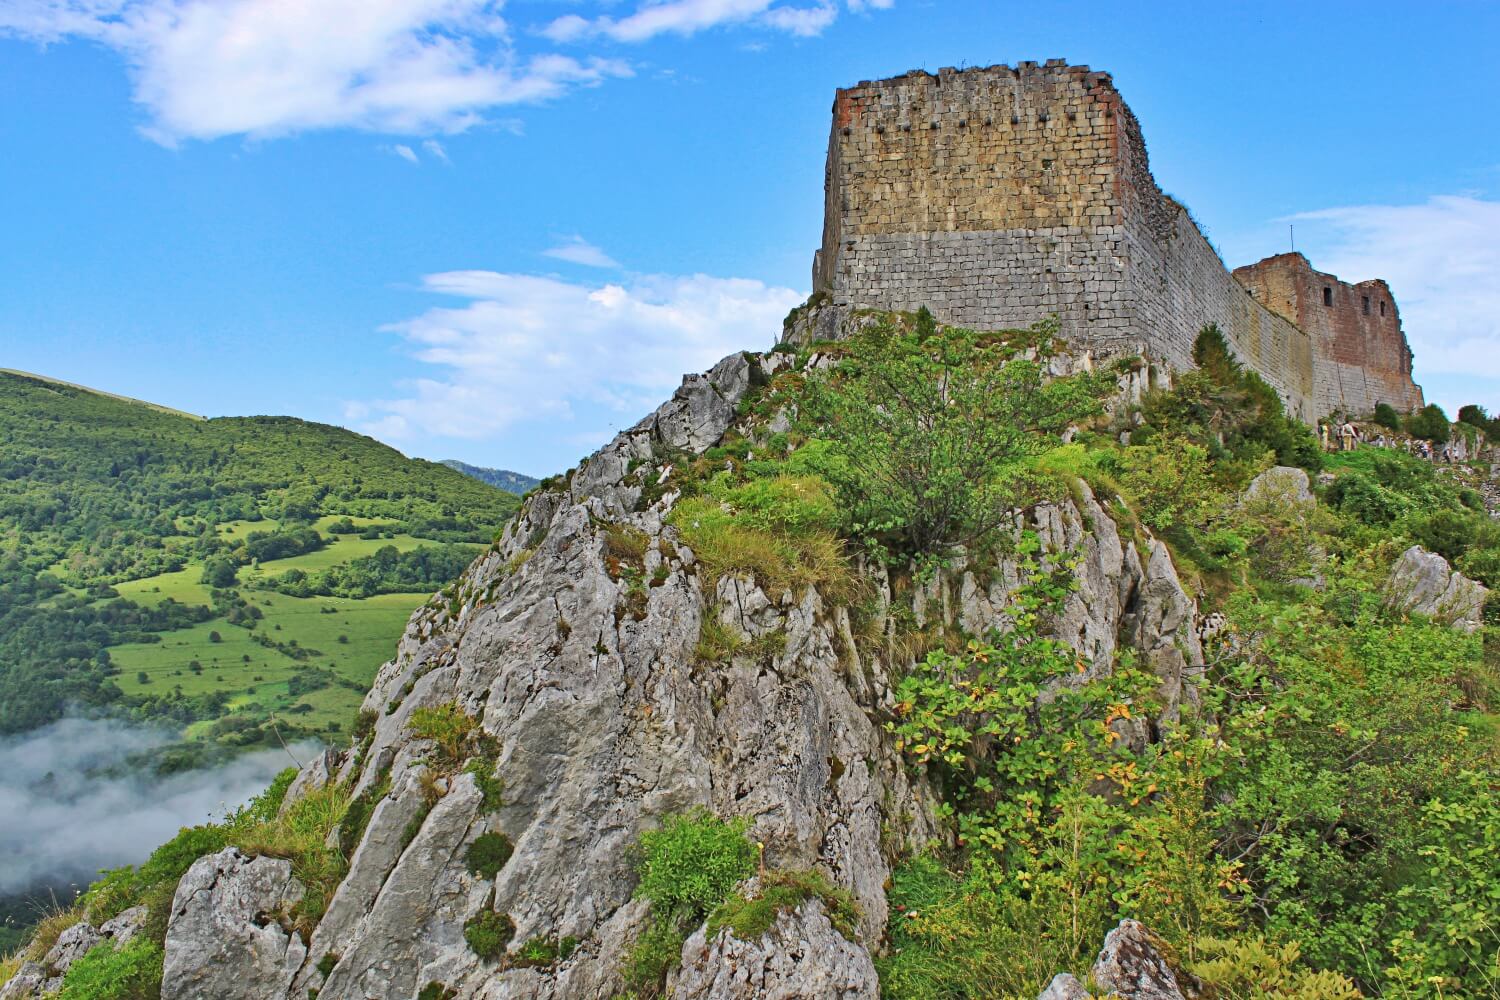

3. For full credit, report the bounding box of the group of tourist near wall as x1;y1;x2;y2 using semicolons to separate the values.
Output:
811;59;1425;420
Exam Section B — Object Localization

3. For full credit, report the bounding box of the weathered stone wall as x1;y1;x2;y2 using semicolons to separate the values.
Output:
1234;253;1424;415
813;60;1420;421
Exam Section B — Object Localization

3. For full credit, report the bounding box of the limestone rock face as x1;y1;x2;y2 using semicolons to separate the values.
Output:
40;923;100;977
161;848;308;1000
0;963;49;1000
671;899;878;999
1386;545;1489;632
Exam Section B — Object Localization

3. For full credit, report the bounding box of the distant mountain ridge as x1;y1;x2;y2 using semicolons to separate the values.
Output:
439;459;539;495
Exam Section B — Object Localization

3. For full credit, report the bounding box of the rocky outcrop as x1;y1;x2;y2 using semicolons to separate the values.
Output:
1034;919;1188;1000
161;849;308;1000
0;906;150;999
672;899;877;999
137;339;1207;1000
1385;545;1489;632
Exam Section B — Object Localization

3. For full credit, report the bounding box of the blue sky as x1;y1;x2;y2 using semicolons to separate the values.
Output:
2;0;1497;476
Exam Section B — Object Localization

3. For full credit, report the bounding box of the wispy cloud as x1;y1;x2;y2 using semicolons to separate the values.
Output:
421;138;451;163
1;0;889;144
391;143;419;163
542;235;619;269
351;265;802;445
0;0;630;144
542;0;880;44
1289;196;1500;383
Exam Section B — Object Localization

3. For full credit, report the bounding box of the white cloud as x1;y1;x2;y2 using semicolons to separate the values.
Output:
353;267;802;444
1290;196;1500;382
422;137;451;162
392;142;419;162
541;0;876;43
542;235;619;268
1;0;630;143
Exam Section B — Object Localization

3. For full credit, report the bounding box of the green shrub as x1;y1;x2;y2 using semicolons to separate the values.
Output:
805;316;1107;558
466;832;514;880
1405;403;1451;442
415;983;455;1000
1372;402;1402;431
634;812;756;918
707;869;858;942
511;935;575;968
464;756;504;814
1189;936;1361;999
408;703;481;765
463;910;515;961
625;811;757;992
57;938;163;1000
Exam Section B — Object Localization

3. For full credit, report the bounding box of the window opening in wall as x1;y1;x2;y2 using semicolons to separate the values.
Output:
1362;295;1370;315
1323;286;1333;307
1380;301;1386;316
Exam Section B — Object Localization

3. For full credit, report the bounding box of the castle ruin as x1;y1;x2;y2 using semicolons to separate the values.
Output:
811;60;1423;419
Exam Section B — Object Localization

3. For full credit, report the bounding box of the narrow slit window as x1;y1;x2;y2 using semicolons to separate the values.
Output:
1380;301;1386;316
1323;286;1333;307
1362;295;1370;315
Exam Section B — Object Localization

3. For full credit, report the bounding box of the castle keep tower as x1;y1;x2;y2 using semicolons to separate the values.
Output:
813;60;1423;419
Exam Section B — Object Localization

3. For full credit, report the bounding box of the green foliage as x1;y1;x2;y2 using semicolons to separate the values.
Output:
1208;591;1492;991
511;935;577;968
415;983;456;1000
265;543;476;599
668;475;850;599
463;910;515;961
464;756;504;813
1139;325;1321;475
706;869;858;943
1114;436;1225;533
1405;403;1451;442
0;369;518;735
805;316;1107;558
466;832;514;879
625;811;757;993
1189;936;1361;999
1373;402;1402;431
407;703;482;765
56;937;163;1000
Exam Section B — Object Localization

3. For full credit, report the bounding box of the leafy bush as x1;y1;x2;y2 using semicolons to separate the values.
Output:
1372;402;1402;431
466;832;514;879
806;316;1106;558
1405;403;1451;442
1188;936;1360;999
57;938;163;1000
463;910;516;961
625;811;756;993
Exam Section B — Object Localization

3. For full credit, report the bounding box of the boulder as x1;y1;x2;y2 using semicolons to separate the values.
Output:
1385;545;1489;632
671;899;877;999
1090;919;1187;1000
1036;972;1090;1000
161;848;308;1000
1241;465;1313;505
0;962;51;1000
41;922;100;976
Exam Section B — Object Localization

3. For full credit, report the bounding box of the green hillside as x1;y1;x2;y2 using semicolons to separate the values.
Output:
0;370;519;753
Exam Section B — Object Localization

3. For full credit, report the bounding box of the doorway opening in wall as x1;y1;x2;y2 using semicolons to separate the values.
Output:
1323;286;1333;306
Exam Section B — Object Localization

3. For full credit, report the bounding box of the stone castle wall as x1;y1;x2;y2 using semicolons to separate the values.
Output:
1234;253;1424;414
813;60;1421;419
